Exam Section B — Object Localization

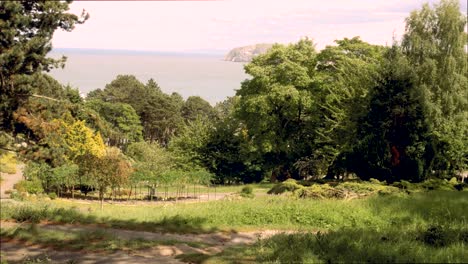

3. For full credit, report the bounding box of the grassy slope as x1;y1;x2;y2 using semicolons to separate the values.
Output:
1;191;467;263
2;191;467;232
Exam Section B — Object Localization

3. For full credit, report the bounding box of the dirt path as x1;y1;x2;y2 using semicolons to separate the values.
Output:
0;222;296;263
0;241;184;264
0;164;24;199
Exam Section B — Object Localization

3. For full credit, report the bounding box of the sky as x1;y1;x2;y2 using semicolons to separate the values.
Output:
52;0;467;53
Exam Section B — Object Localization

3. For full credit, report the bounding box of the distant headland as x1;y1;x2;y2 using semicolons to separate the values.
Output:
224;44;273;62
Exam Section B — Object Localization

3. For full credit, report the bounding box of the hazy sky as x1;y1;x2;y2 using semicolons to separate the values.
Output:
52;0;466;52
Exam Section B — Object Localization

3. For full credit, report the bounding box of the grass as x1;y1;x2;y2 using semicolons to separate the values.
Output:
0;153;16;174
190;226;468;263
1;190;467;263
64;183;274;201
2;191;467;234
0;224;210;253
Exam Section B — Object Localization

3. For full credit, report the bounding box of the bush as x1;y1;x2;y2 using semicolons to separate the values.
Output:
240;186;254;198
391;180;417;190
420;179;455;191
14;179;44;194
267;179;304;194
419;226;450;247
453;183;466;191
241;186;253;195
0;153;16;174
295;184;346;199
10;190;26;201
12;206;50;223
48;193;57;200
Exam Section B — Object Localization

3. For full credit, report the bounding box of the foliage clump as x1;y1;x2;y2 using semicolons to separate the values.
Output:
267;179;304;195
0;153;16;174
268;180;403;199
239;186;255;198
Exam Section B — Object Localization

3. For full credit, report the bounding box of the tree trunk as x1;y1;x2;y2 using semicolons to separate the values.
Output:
99;190;104;210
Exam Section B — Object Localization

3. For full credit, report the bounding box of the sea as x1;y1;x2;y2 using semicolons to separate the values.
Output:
48;49;249;105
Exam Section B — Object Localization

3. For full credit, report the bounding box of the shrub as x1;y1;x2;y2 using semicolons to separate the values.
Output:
48;193;57;200
420;226;450;247
391;180;417;190
0;153;16;174
296;184;346;199
12;206;50;223
453;183;465;191
241;186;253;195
10;190;26;201
267;179;304;194
14;179;44;194
420;179;455;191
240;186;254;198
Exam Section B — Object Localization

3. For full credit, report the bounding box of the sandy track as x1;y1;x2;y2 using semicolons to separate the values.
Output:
0;164;24;199
0;221;298;263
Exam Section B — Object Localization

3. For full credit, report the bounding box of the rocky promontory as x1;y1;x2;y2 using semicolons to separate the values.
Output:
224;43;273;62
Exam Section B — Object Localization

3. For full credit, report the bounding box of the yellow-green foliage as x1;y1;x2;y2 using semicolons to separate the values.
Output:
269;180;402;199
0;153;16;174
57;119;106;160
14;179;43;194
267;179;304;194
296;184;346;199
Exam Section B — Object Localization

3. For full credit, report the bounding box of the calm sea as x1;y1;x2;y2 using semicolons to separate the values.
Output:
48;49;249;104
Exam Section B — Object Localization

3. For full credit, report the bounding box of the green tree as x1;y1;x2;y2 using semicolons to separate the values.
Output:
80;147;132;209
0;0;87;131
351;46;431;182
310;37;386;178
169;116;213;169
88;75;183;145
126;141;173;184
202;97;264;183
235;39;317;180
85;99;143;147
402;0;468;176
181;96;216;122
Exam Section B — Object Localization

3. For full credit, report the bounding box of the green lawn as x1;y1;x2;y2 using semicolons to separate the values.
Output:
1;190;467;263
2;191;467;233
66;183;274;201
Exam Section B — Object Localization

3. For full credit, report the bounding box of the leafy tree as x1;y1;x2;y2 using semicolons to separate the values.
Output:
126;141;173;184
6;74;105;177
351;46;431;182
140;91;184;145
80;147;132;209
88;75;183;145
50;163;79;197
61;119;106;161
87;75;148;108
202;97;264;183
181;96;216;122
310;37;386;178
402;0;468;176
0;0;87;132
85;99;143;147
235;39;318;180
169;116;213;169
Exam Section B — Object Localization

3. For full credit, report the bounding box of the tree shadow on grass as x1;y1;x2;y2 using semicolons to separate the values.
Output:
102;214;217;234
366;190;468;225
209;227;468;264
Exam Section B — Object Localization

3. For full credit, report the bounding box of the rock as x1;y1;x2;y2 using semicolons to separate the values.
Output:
224;43;273;62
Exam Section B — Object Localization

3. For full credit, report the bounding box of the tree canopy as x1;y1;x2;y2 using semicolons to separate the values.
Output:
0;0;88;132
